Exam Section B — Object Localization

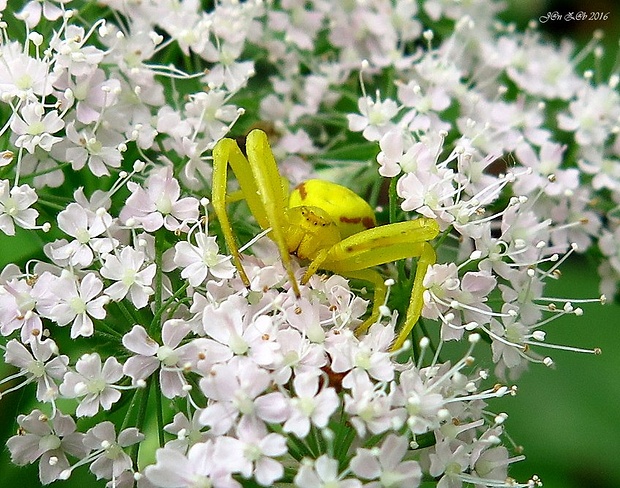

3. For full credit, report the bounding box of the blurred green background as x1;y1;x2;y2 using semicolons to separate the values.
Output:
2;0;620;486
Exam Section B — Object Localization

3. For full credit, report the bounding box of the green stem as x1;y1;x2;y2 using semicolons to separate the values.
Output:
388;176;398;224
130;378;152;465
150;229;165;337
154;376;165;447
150;282;190;333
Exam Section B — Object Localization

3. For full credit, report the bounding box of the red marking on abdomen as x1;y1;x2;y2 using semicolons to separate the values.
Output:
362;217;375;229
340;216;362;224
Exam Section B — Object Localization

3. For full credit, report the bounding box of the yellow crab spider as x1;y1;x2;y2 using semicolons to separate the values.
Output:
212;129;439;350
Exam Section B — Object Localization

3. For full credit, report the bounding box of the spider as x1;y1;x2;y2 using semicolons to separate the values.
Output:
212;129;439;350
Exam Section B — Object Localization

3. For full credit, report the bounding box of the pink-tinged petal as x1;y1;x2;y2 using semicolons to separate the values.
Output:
102;356;123;382
199;364;237;401
255;457;284;486
45;356;69;380
123;325;158;356
76;353;102;378
137;262;157;284
76;395;101;417
4;339;34;368
145;448;192;487
71;244;94;267
171;197;199;220
123;355;159;383
0;214;16;235
99;388;121;410
283;410;310;438
160;370;186;399
128;284;150;309
162;320;191;348
255;392;290;423
70;313;94;338
347;113;368;132
293;371;319;397
80;273;103;301
105;281;128;302
86;296;108;319
57;203;88;237
198;403;235;434
139;212;165;232
312;388;339;427
350;449;380;479
118;428;144;447
379;129;404;161
7;434;43;465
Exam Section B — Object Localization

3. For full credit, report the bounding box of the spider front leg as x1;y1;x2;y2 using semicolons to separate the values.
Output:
305;219;439;350
212;130;302;297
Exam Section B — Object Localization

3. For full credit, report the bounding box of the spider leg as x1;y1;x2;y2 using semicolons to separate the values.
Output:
212;131;301;296
392;241;435;351
306;218;439;349
212;138;252;287
343;268;387;336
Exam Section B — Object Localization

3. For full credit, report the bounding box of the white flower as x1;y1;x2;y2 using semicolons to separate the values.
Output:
83;422;144;480
100;246;156;309
15;0;68;28
36;272;108;338
122;321;203;398
232;416;287;486
397;169;455;224
49;25;105;76
0;42;58;99
144;442;240;488
2;337;68;402
51;202;115;267
120;167;199;232
347;95;399;142
0;180;39;235
350;434;422;488
0;275;43;342
11;103;65;153
174;232;236;286
7;409;88;485
198;357;278;435
59;352;124;417
164;412;210;453
268;1;324;51
558;82;620;146
343;369;403;437
60;122;124;177
294;454;362;488
283;371;339;438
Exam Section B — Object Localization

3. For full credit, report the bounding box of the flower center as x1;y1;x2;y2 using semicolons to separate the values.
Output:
3;197;18;216
122;268;137;287
16;73;33;90
157;345;179;367
87;377;107;394
189;475;213;488
27;121;45;136
39;434;62;452
27;360;46;378
86;138;102;155
70;296;87;315
234;391;255;415
156;195;173;215
76;227;91;244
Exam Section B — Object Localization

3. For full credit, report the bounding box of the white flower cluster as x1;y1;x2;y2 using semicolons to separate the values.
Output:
0;0;615;487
